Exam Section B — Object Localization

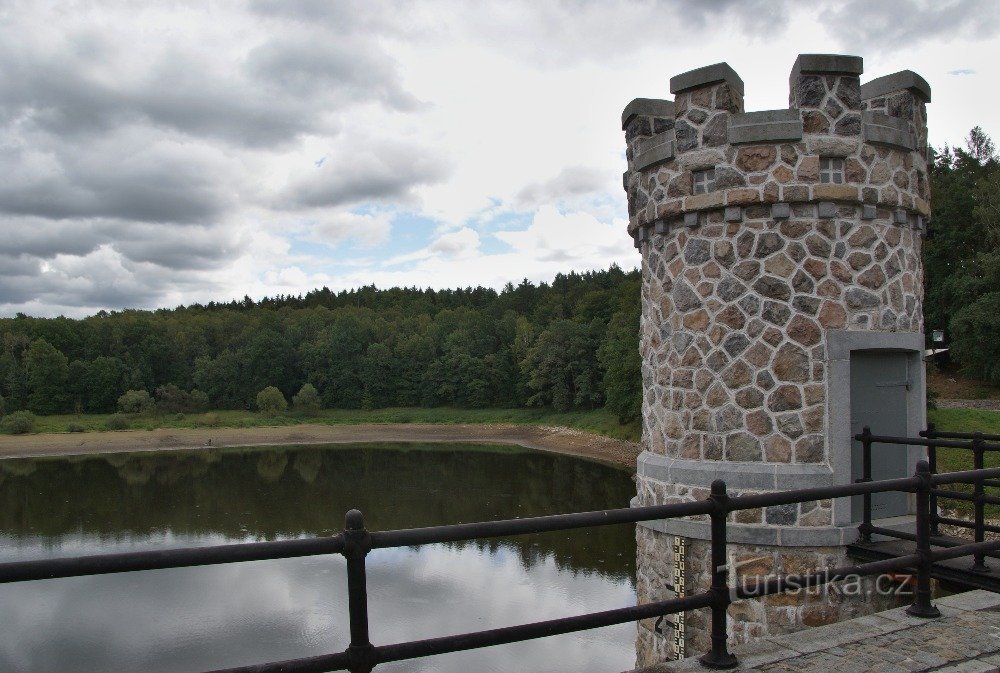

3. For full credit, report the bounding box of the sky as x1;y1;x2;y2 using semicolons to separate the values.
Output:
1;0;998;318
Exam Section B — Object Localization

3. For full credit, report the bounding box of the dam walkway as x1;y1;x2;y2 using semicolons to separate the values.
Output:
632;589;1000;673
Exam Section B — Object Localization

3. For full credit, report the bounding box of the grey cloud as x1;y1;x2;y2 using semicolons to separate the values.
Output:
256;1;789;67
0;217;244;269
0;7;420;148
246;38;422;112
0;215;243;314
0;49;337;148
668;0;791;34
0;255;42;278
0;138;236;224
451;0;791;66
516;166;609;208
249;0;398;28
820;0;1000;50
110;224;248;270
0;278;38;305
279;141;451;209
0;264;161;311
0;218;104;259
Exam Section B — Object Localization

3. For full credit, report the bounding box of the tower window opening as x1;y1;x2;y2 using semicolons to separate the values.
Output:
692;168;716;194
820;157;845;184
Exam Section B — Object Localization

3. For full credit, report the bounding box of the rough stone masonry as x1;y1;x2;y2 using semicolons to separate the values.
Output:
621;55;932;664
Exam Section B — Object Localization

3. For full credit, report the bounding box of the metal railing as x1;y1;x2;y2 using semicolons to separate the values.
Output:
3;445;1000;671
858;425;1000;572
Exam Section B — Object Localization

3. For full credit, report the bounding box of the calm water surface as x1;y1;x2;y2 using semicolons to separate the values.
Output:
0;443;637;673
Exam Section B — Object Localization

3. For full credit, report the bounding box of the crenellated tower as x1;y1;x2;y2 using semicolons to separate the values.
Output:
622;55;931;663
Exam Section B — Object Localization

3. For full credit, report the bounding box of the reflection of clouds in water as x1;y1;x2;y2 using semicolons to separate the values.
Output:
0;538;633;673
0;532;280;563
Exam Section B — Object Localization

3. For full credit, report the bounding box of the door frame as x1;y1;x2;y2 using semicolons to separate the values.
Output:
827;330;926;527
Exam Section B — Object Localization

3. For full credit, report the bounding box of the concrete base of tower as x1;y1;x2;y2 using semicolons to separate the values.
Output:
634;524;906;667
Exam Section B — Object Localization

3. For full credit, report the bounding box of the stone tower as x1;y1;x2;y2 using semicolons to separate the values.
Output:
622;55;931;663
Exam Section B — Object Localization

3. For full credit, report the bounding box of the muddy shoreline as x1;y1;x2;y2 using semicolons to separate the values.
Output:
0;423;641;470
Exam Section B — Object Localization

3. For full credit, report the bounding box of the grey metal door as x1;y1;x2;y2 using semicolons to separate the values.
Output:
850;351;910;520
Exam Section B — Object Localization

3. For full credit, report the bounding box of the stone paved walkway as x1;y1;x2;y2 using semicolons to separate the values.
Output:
629;590;1000;673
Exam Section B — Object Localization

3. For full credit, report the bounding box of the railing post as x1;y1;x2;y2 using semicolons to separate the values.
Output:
906;461;941;618
859;426;874;543
925;423;940;536
699;480;737;670
344;509;376;673
972;433;989;572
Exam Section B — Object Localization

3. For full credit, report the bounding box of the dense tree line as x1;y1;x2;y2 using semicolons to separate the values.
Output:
924;128;1000;383
0;267;643;422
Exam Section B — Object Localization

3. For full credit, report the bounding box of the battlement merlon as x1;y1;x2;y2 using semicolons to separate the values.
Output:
861;70;932;161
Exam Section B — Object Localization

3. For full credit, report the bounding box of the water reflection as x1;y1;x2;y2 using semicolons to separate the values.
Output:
0;444;637;673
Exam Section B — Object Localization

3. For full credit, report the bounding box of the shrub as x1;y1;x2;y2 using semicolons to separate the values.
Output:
2;411;35;435
154;384;191;414
175;413;186;421
199;412;220;427
256;386;288;417
0;394;6;417
67;423;86;433
105;414;130;431
292;383;321;415
189;389;210;411
117;389;154;415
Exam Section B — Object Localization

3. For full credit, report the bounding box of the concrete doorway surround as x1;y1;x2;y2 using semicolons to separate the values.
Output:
827;330;927;527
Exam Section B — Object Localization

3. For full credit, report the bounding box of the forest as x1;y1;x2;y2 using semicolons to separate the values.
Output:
0;266;643;425
0;128;997;429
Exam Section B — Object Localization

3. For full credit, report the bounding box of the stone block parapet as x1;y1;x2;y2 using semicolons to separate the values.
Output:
634;132;676;172
728;109;803;144
862;70;931;162
622;55;931;238
670;62;745;96
863;111;916;150
623;98;676;131
861;69;931;103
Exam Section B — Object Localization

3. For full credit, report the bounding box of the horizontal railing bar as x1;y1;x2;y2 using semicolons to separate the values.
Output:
857;433;1000;452
203;650;351;673
865;525;1000;560
930;489;1000;506
372;477;924;549
932;467;1000;485
737;554;920;599
930;540;1000;563
866;525;915;542
203;592;716;673
0;535;346;584
371;500;714;548
374;592;714;665
728;475;919;511
935;515;1000;536
922;430;1000;442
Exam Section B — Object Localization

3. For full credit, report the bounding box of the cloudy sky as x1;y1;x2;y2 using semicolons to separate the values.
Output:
1;0;998;317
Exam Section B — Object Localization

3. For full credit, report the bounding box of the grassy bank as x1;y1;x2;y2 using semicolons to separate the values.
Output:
16;407;643;443
927;407;1000;517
